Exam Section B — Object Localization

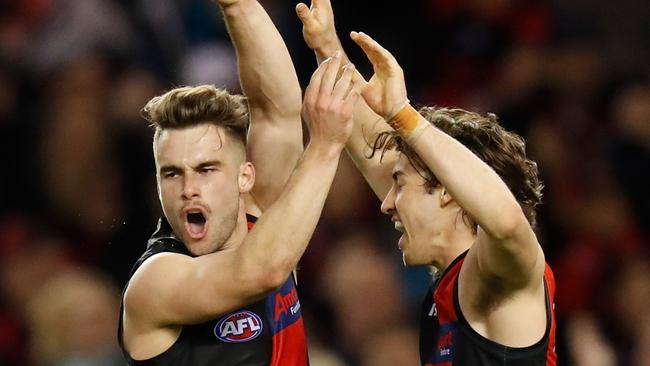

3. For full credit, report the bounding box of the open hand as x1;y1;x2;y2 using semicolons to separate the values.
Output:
302;53;363;146
296;0;339;55
350;31;408;120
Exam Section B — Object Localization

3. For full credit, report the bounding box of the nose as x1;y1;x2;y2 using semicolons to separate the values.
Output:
381;186;396;215
181;173;200;200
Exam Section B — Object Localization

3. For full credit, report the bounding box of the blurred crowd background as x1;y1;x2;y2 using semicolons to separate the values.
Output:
0;0;648;365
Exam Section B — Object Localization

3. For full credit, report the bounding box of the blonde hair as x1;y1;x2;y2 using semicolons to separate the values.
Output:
142;85;249;145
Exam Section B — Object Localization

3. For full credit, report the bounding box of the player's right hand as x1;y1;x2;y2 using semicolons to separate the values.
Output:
302;53;363;147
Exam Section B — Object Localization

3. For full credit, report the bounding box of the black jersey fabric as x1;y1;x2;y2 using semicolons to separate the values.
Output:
419;251;557;366
118;216;308;366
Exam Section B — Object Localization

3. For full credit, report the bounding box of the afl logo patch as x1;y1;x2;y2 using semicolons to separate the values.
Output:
214;310;263;343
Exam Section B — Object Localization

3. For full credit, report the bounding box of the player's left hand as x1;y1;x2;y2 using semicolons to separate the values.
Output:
296;0;338;55
350;31;408;120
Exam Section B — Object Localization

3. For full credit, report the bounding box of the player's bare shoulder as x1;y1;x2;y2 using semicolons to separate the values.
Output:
123;252;192;320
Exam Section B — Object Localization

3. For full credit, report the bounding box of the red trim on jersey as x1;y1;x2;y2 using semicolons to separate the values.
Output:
249;215;308;365
544;264;558;366
270;317;308;366
429;252;558;365
434;263;462;324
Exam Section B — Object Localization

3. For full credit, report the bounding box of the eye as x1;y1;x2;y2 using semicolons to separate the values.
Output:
199;167;216;174
163;171;179;179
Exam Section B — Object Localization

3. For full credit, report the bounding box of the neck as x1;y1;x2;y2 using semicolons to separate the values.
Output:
221;197;249;251
431;225;475;271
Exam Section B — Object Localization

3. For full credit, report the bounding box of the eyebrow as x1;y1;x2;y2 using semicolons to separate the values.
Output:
195;160;222;170
159;160;223;174
159;164;181;175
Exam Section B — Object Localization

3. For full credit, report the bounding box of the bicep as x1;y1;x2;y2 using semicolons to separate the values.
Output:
247;112;303;211
124;252;267;326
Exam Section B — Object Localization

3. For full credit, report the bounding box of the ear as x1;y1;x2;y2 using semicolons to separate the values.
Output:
438;187;454;207
238;162;255;193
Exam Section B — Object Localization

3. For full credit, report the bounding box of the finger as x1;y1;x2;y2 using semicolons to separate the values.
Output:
304;58;332;103
342;77;365;113
350;31;398;72
295;3;312;25
360;77;381;110
319;51;342;95
332;63;355;101
313;0;332;11
350;31;388;65
351;69;369;87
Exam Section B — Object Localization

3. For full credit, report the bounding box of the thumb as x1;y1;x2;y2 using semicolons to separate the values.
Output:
351;69;368;86
296;3;312;24
359;80;384;116
360;82;374;103
346;78;364;104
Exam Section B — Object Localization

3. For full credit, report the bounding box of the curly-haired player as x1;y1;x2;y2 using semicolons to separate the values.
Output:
297;1;557;364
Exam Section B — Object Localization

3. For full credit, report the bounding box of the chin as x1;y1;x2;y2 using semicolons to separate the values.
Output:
401;251;415;267
402;251;427;267
187;241;215;257
181;234;211;254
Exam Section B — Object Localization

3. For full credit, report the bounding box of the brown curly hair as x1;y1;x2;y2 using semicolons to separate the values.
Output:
142;85;249;146
370;106;543;229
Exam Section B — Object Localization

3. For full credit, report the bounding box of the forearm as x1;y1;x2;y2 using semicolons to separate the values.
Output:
345;102;394;200
221;0;302;210
240;142;342;286
410;115;526;238
221;0;302;118
313;39;344;64
311;39;394;199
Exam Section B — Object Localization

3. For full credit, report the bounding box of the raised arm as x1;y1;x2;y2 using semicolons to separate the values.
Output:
350;31;544;287
297;0;395;199
219;0;303;211
125;57;362;328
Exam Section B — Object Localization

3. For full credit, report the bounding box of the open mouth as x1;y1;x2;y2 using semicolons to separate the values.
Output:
394;221;405;233
185;210;208;239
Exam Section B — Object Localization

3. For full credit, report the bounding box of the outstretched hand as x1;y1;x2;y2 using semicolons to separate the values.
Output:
350;31;408;120
302;53;364;147
296;0;339;55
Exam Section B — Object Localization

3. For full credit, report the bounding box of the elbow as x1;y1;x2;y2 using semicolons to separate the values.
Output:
235;268;283;298
267;257;295;289
253;260;294;293
487;205;530;241
256;269;288;293
273;103;302;122
273;92;303;120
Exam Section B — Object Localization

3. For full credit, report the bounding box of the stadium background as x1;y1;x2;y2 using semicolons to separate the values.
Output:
0;0;648;365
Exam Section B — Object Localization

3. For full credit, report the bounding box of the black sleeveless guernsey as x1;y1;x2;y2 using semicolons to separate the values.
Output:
419;251;557;366
118;215;308;366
